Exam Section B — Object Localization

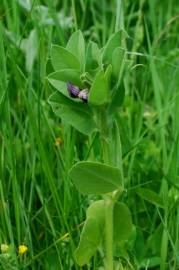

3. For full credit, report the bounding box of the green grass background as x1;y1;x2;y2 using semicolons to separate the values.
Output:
0;0;179;269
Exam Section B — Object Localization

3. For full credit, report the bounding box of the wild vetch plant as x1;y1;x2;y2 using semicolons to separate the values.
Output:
48;30;134;269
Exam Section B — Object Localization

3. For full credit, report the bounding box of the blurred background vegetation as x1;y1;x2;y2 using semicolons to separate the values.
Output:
0;0;179;269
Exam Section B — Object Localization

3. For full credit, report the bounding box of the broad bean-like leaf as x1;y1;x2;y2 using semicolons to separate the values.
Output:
75;200;134;266
48;91;90;111
104;64;112;89
102;30;122;63
69;161;122;194
87;200;105;228
85;41;101;72
75;217;101;266
51;105;96;135
88;70;109;106
48;69;83;88
108;81;125;114
113;203;133;243
66;30;85;71
112;47;125;82
75;200;105;266
51;45;81;71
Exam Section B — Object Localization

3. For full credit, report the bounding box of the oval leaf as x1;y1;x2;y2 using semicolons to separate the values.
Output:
51;45;81;71
113;202;133;243
102;30;122;63
109;81;125;114
85;41;101;72
88;70;109;106
47;69;83;88
66;30;85;71
75;217;101;266
48;91;90;111
69;161;122;194
52;105;96;135
105;64;112;89
87;200;105;229
112;47;125;82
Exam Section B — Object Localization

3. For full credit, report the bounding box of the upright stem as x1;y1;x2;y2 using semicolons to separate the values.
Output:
105;198;114;270
99;107;114;270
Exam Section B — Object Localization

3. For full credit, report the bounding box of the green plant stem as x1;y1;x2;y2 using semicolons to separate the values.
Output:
100;107;114;270
105;197;114;270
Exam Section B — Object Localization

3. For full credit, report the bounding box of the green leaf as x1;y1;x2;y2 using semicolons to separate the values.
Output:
69;161;122;194
47;69;83;88
113;203;133;243
102;30;122;63
88;70;109;106
75;217;101;266
87;200;105;229
75;200;134;266
52;105;96;135
104;64;112;89
66;30;85;71
75;200;106;266
109;81;125;114
136;188;164;208
85;41;101;72
112;47;125;82
48;91;90;111
51;45;81;71
48;80;70;97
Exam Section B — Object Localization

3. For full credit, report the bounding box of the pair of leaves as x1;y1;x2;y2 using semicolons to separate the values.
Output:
69;161;122;195
75;200;133;266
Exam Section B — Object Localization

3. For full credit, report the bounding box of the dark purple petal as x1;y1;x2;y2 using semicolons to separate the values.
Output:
67;82;80;98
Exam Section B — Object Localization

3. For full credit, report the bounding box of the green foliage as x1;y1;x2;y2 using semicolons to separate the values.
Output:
75;200;105;266
102;30;123;64
112;47;125;83
66;30;85;71
48;29;127;133
51;45;81;71
69;161;122;194
85;41;101;73
48;69;83;88
1;0;179;269
113;203;133;243
75;200;134;265
88;69;109;106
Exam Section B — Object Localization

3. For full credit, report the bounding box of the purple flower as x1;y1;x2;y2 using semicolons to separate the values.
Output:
67;82;80;98
78;89;88;103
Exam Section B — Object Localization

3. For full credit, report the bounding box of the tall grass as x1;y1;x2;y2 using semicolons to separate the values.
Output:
0;0;179;269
